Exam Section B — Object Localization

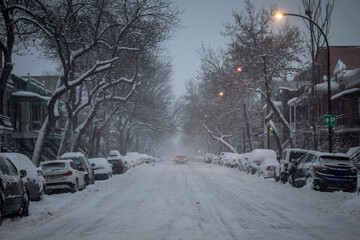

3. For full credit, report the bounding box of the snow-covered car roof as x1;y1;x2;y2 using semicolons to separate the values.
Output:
89;158;110;166
60;152;86;158
109;150;120;157
41;159;73;165
306;150;349;158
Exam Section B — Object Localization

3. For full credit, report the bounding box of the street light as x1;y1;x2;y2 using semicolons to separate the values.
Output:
276;12;333;153
219;91;224;97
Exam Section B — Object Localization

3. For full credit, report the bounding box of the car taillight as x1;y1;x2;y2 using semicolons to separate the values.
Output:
284;163;288;168
62;170;72;176
184;158;187;160
266;166;272;171
351;167;357;174
176;158;179;160
86;167;89;172
314;165;327;171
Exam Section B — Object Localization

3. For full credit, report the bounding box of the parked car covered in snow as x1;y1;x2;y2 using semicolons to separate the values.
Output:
0;153;45;201
247;149;277;175
212;155;221;165
288;151;357;192
107;150;126;174
125;152;143;166
204;153;215;163
88;158;113;180
41;160;86;194
238;153;249;171
219;152;232;166
59;152;95;185
0;155;29;225
257;157;279;179
141;154;151;164
275;148;308;183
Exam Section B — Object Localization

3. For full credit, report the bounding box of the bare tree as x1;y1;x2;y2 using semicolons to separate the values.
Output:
12;0;180;166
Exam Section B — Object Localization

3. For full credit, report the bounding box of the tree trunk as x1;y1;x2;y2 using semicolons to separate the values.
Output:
243;102;254;151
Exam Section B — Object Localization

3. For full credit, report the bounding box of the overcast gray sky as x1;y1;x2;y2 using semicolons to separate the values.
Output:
13;0;360;96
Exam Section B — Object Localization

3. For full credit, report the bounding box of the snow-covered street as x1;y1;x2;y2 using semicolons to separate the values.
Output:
1;161;360;240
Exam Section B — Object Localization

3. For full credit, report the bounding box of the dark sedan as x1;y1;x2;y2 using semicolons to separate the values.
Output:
289;151;357;192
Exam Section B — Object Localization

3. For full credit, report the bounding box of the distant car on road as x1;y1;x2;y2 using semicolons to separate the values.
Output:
175;155;188;164
0;155;30;225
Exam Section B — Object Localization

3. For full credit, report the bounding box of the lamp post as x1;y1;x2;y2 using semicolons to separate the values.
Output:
276;12;333;153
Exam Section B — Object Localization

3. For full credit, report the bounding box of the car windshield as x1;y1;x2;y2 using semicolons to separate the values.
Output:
42;163;65;171
320;156;350;162
289;152;306;162
108;159;120;165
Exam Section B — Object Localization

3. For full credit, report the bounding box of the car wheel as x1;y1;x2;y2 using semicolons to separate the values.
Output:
19;192;30;217
35;187;44;201
71;180;79;193
289;174;296;186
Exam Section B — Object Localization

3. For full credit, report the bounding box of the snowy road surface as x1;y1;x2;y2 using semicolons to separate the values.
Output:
1;161;360;240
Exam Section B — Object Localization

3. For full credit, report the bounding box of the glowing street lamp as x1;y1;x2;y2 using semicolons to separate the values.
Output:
276;11;333;152
219;91;224;97
237;67;242;72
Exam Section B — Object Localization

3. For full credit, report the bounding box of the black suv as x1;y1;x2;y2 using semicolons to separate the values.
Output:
0;155;30;226
289;151;357;192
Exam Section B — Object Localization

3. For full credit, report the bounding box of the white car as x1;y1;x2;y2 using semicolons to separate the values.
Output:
247;149;277;175
41;160;86;194
0;153;45;201
88;158;113;180
257;157;279;178
125;152;142;166
212;155;221;165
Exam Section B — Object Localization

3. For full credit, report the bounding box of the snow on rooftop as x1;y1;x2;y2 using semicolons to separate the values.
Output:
11;91;50;100
60;152;86;158
333;59;347;76
287;97;297;106
331;88;360;100
314;81;340;95
262;101;282;110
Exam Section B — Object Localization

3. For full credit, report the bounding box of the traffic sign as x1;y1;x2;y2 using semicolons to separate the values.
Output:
324;115;337;126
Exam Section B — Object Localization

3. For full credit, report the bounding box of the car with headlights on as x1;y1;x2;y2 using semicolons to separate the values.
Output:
41;160;86;194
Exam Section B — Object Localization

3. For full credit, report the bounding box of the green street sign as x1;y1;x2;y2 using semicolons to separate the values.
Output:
324;115;337;126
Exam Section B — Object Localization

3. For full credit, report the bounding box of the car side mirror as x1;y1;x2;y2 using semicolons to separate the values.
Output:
20;170;27;178
91;163;96;167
